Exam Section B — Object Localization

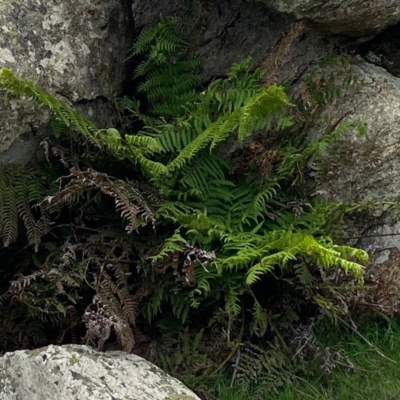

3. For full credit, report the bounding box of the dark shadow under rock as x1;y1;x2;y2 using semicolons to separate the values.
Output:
359;23;400;78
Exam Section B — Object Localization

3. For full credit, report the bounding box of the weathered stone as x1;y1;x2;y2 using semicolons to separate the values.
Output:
132;0;331;82
0;0;133;163
133;0;292;80
194;0;291;80
0;344;200;400
253;0;400;37
301;59;400;208
354;222;400;315
293;58;400;311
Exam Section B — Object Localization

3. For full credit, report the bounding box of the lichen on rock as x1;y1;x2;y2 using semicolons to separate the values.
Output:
0;344;200;400
0;0;133;163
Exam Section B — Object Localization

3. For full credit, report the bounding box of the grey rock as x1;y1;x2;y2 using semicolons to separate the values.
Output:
302;59;400;207
359;222;400;315
0;344;200;400
253;0;400;37
0;132;43;165
293;58;400;312
193;0;291;80
0;0;133;163
133;0;292;80
132;0;330;81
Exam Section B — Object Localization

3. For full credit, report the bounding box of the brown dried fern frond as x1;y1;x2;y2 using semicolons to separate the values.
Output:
82;234;154;353
43;169;156;233
1;241;85;318
84;276;154;353
154;243;215;286
40;137;81;168
289;322;354;374
83;296;117;351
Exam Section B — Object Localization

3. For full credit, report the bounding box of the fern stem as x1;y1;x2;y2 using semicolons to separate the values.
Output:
273;326;288;351
210;303;246;376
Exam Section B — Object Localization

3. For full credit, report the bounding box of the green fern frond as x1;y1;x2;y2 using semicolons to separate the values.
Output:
171;294;191;323
149;123;197;152
0;165;51;250
178;154;231;193
130;15;201;118
303;120;368;159
125;134;163;153
238;85;288;142
150;230;187;265
0;68;143;163
49;117;74;139
0;68;93;136
132;16;184;57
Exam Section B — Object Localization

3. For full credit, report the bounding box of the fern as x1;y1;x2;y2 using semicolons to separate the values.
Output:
0;19;372;382
234;340;294;393
0;68;159;167
43;169;155;233
0;68;96;137
151;328;214;376
0;165;51;251
125;42;368;343
131;15;201;117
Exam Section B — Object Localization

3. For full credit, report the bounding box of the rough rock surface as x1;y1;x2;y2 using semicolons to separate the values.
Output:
0;344;200;400
295;58;400;312
253;0;400;37
359;222;400;315
132;0;330;81
302;59;400;209
0;0;133;163
133;0;290;80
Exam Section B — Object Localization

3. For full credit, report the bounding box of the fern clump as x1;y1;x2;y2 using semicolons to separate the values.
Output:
129;15;202;118
0;165;51;251
0;16;371;387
